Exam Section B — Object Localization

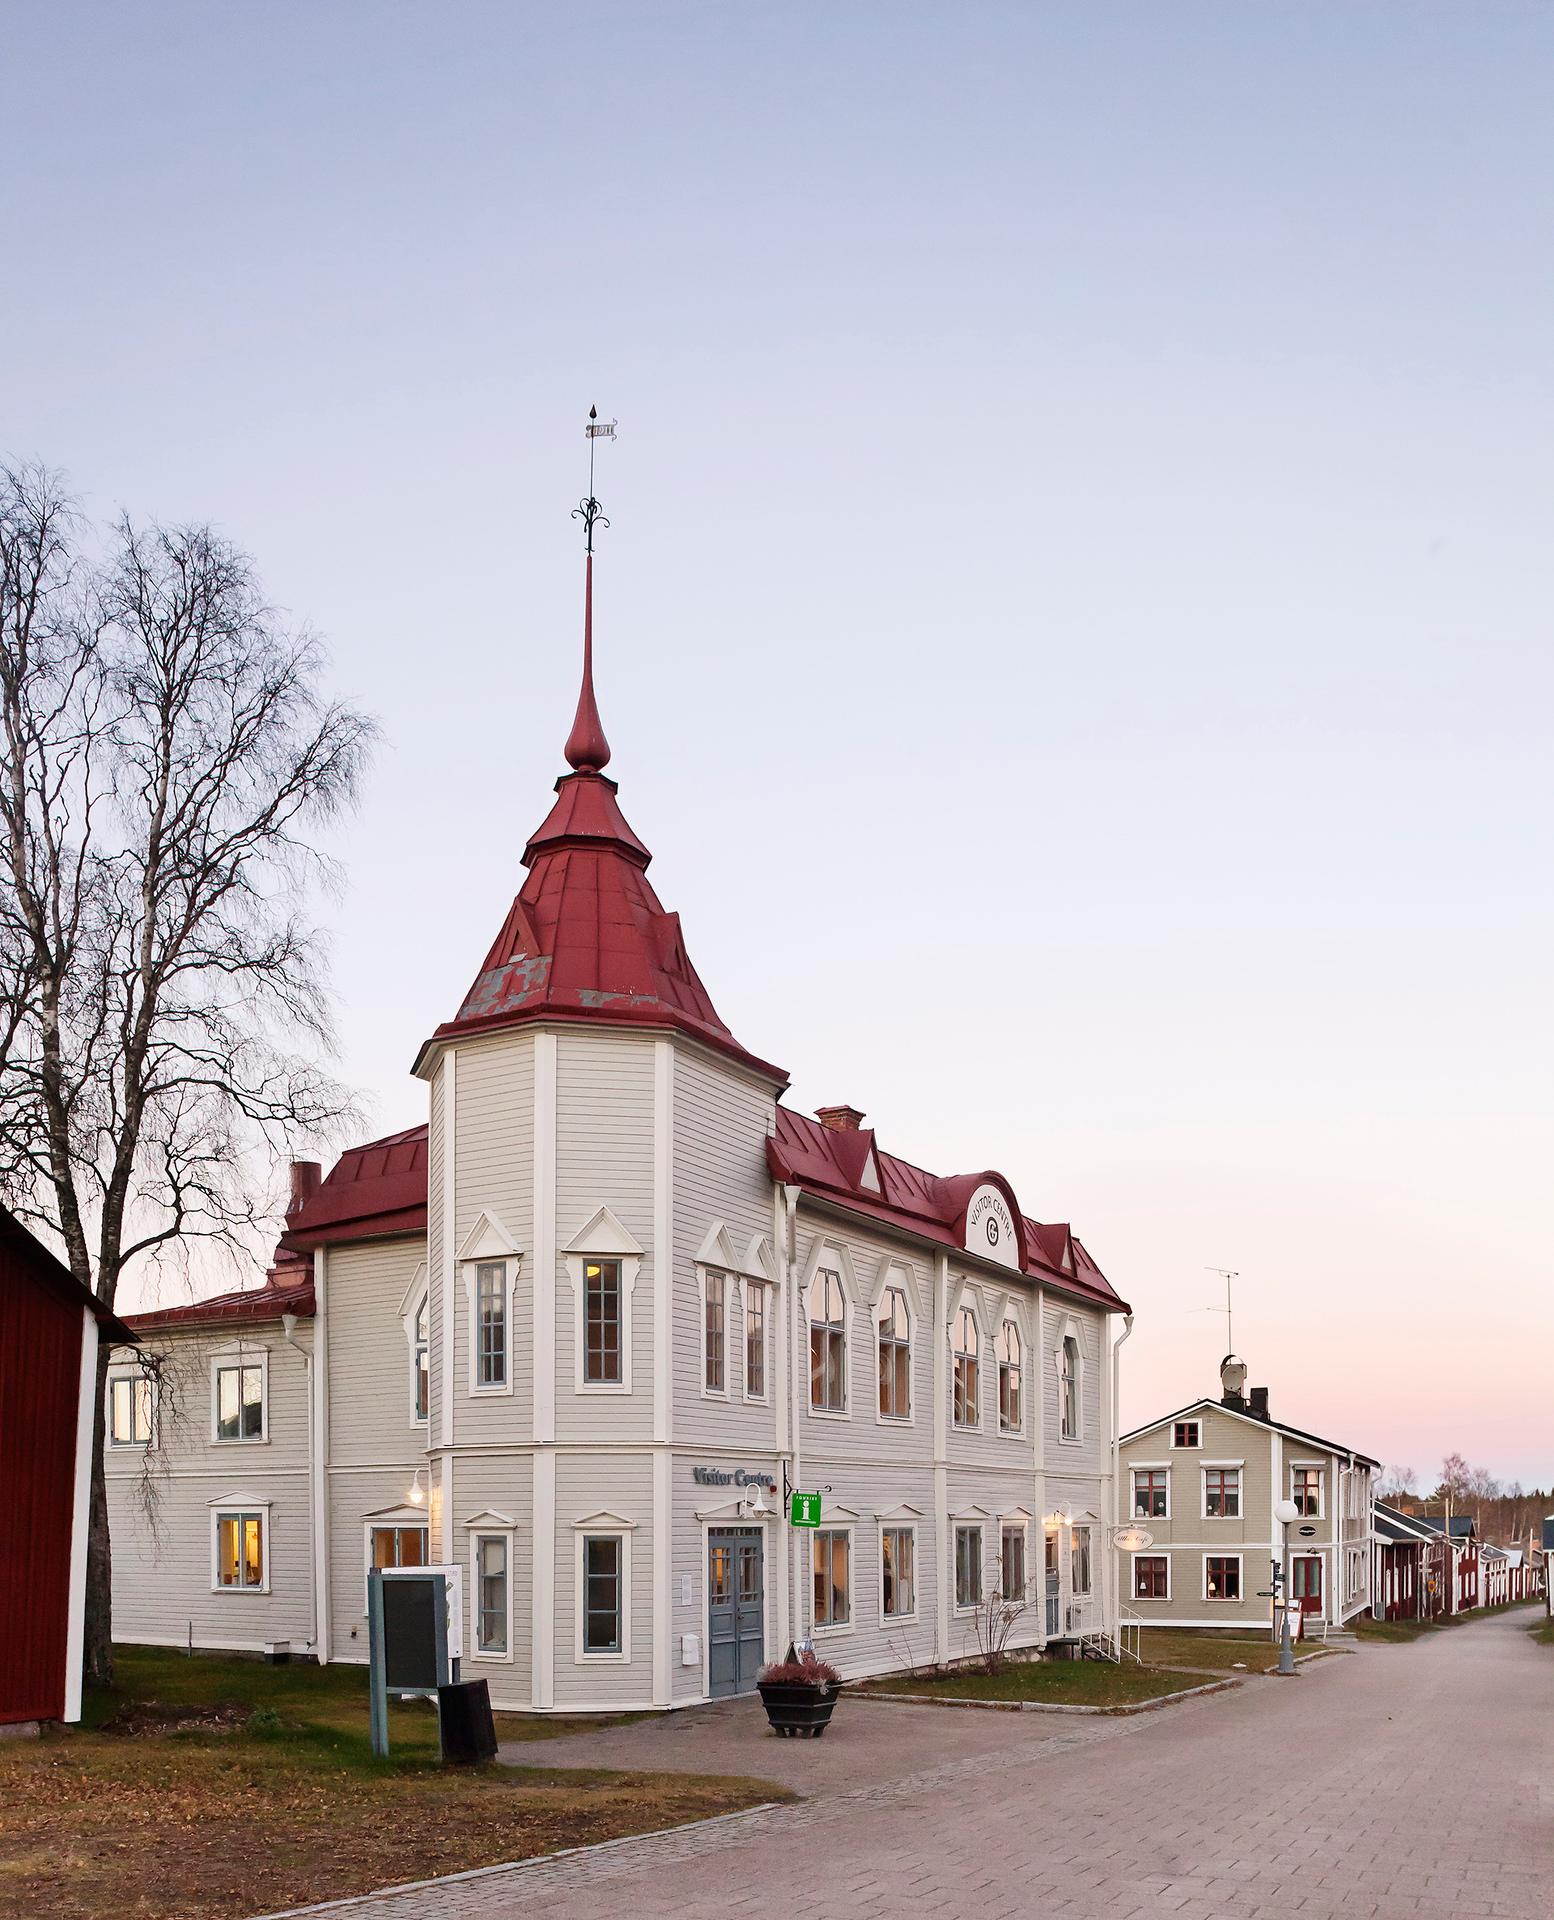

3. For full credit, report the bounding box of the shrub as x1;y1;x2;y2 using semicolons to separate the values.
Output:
758;1655;840;1687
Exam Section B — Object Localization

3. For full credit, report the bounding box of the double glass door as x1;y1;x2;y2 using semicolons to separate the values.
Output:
708;1529;764;1697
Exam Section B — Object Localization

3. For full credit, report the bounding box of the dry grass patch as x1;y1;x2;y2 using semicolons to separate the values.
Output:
1135;1628;1281;1672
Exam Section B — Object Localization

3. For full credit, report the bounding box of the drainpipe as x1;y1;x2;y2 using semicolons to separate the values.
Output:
281;1311;318;1659
1109;1313;1135;1642
783;1183;804;1650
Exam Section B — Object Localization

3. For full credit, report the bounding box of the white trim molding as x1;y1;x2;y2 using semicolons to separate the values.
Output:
563;1205;644;1395
209;1340;270;1446
208;1492;273;1594
572;1511;637;1665
466;1512;517;1663
460;1212;523;1399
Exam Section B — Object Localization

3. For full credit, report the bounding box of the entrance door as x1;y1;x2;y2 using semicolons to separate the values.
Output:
1292;1555;1323;1615
708;1529;764;1698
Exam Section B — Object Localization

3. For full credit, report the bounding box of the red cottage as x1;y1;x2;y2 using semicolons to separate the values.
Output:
0;1206;135;1728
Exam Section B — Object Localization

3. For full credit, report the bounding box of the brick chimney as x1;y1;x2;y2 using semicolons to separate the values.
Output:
287;1159;323;1218
816;1104;866;1133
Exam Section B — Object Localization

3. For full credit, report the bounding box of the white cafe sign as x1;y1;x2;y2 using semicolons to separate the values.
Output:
964;1183;1020;1270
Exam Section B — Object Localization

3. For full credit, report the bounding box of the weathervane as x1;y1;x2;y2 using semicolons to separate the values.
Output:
573;405;617;553
1204;1267;1240;1353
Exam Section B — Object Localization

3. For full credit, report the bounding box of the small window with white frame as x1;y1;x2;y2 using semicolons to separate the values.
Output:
582;1535;624;1653
813;1527;850;1628
743;1279;767;1401
212;1507;268;1591
475;1260;508;1387
952;1299;979;1428
1059;1332;1081;1440
808;1268;847;1413
877;1285;911;1420
1132;1466;1169;1518
1203;1466;1242;1518
1133;1553;1169;1600
1291;1465;1324;1517
703;1269;727;1394
996;1317;1022;1433
881;1524;915;1619
109;1370;154;1447
409;1290;430;1425
954;1523;983;1609
1205;1554;1242;1601
1071;1524;1093;1597
1000;1521;1027;1603
1172;1418;1200;1449
474;1533;511;1656
212;1352;266;1443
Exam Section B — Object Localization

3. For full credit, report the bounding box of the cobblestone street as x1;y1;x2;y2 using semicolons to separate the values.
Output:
261;1609;1553;1920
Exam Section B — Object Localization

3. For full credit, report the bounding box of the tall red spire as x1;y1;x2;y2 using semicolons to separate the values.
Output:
563;552;611;773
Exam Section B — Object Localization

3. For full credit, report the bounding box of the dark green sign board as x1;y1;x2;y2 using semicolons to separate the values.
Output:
789;1490;822;1528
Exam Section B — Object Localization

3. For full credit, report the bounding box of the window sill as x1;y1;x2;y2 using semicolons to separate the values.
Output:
806;1407;851;1422
212;1435;269;1447
813;1620;854;1637
576;1650;628;1664
211;1584;271;1596
881;1611;919;1627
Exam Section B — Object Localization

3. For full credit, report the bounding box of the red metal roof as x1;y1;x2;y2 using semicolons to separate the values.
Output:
127;1263;316;1334
767;1108;1127;1313
284;1123;429;1247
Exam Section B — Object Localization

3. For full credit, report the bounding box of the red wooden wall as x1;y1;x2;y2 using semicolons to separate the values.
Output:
0;1239;83;1724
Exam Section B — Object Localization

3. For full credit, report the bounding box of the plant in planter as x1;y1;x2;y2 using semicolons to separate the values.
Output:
756;1649;842;1737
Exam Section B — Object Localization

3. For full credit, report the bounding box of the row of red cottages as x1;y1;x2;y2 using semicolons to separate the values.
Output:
1373;1502;1542;1623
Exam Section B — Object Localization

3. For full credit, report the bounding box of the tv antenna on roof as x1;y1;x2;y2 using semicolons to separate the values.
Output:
1204;1267;1239;1354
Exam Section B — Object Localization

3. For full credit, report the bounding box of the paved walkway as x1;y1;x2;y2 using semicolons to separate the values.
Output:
264;1610;1554;1920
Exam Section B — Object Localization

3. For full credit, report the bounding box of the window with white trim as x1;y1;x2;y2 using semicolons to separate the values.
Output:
952;1301;979;1428
954;1524;983;1609
584;1258;623;1384
1292;1466;1324;1517
1206;1554;1242;1601
370;1523;428;1575
214;1510;266;1590
881;1525;915;1619
1203;1467;1241;1518
877;1285;911;1420
476;1261;508;1386
1000;1523;1027;1603
1071;1525;1093;1596
109;1371;153;1446
744;1281;767;1400
808;1269;846;1412
997;1319;1022;1433
1133;1554;1168;1600
582;1535;623;1652
1059;1334;1080;1440
214;1359;265;1442
475;1534;510;1655
813;1528;850;1627
1132;1467;1169;1518
410;1292;430;1424
703;1270;726;1393
1172;1419;1200;1449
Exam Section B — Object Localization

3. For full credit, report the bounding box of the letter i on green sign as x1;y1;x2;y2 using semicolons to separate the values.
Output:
790;1491;822;1528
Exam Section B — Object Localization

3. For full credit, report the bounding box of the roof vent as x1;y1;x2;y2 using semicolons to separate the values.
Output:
816;1104;866;1133
287;1160;323;1218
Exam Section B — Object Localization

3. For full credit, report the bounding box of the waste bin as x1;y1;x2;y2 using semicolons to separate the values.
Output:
437;1678;497;1763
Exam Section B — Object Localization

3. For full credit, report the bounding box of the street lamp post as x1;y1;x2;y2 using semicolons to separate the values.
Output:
1273;1497;1300;1675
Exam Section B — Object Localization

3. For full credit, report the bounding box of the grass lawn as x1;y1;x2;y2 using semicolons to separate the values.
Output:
1352;1615;1436;1643
0;1648;784;1920
858;1657;1210;1708
1135;1628;1280;1672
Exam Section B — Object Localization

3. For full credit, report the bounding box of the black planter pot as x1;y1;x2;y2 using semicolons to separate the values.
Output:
756;1678;841;1737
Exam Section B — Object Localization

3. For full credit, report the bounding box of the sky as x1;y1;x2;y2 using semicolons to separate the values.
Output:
4;3;1551;1486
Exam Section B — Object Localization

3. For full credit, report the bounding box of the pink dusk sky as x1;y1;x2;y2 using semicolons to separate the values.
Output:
4;5;1550;1486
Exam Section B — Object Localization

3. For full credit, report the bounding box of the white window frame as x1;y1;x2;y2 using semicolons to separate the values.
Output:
1070;1522;1094;1598
999;1516;1030;1604
1171;1418;1202;1449
361;1506;432;1613
564;1207;643;1397
400;1263;431;1430
700;1266;729;1399
573;1512;636;1663
1203;1551;1244;1603
209;1343;269;1446
739;1276;769;1404
811;1524;854;1634
953;1520;985;1613
1290;1461;1326;1520
1130;1462;1171;1521
951;1289;981;1432
467;1512;516;1662
209;1495;272;1593
1201;1461;1244;1520
1131;1550;1171;1602
806;1266;850;1419
1056;1320;1083;1444
107;1368;155;1448
875;1281;914;1426
995;1311;1024;1437
457;1212;523;1398
878;1518;919;1624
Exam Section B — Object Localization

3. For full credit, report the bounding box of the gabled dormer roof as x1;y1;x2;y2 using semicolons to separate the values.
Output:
1120;1394;1380;1468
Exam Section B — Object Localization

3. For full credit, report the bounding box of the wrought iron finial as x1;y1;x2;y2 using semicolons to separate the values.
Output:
573;404;617;554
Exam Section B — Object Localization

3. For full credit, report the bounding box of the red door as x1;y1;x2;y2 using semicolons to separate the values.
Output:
1292;1555;1323;1615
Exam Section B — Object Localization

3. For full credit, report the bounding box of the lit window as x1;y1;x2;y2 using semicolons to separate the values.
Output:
808;1269;846;1412
997;1319;1022;1432
583;1536;623;1652
584;1259;622;1384
1292;1467;1323;1517
813;1529;850;1627
1204;1468;1241;1518
413;1295;430;1423
1132;1468;1168;1518
1134;1554;1168;1600
215;1511;265;1589
1071;1525;1093;1596
881;1526;914;1618
109;1373;153;1446
952;1303;979;1428
1060;1335;1080;1439
877;1286;911;1419
215;1361;264;1441
1173;1420;1200;1448
745;1282;766;1400
955;1524;983;1608
475;1534;509;1654
371;1524;428;1574
1000;1524;1027;1603
1206;1555;1242;1601
476;1261;507;1386
704;1271;726;1392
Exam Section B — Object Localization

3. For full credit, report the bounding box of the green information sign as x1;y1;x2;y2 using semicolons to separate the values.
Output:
789;1490;822;1528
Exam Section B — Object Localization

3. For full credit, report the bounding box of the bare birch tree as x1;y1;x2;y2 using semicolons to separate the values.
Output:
0;461;374;1682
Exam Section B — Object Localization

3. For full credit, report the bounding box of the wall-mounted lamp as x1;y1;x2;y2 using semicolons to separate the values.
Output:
408;1468;426;1507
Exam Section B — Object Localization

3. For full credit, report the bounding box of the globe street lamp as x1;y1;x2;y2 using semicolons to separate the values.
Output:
1273;1497;1300;1675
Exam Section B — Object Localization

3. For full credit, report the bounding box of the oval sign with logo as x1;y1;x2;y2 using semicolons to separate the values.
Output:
1113;1525;1154;1552
964;1183;1020;1270
1298;1525;1317;1537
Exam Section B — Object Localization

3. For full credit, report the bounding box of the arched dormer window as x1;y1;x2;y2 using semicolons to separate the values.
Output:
952;1300;979;1428
997;1318;1022;1434
877;1285;911;1420
808;1268;847;1412
1060;1333;1080;1440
